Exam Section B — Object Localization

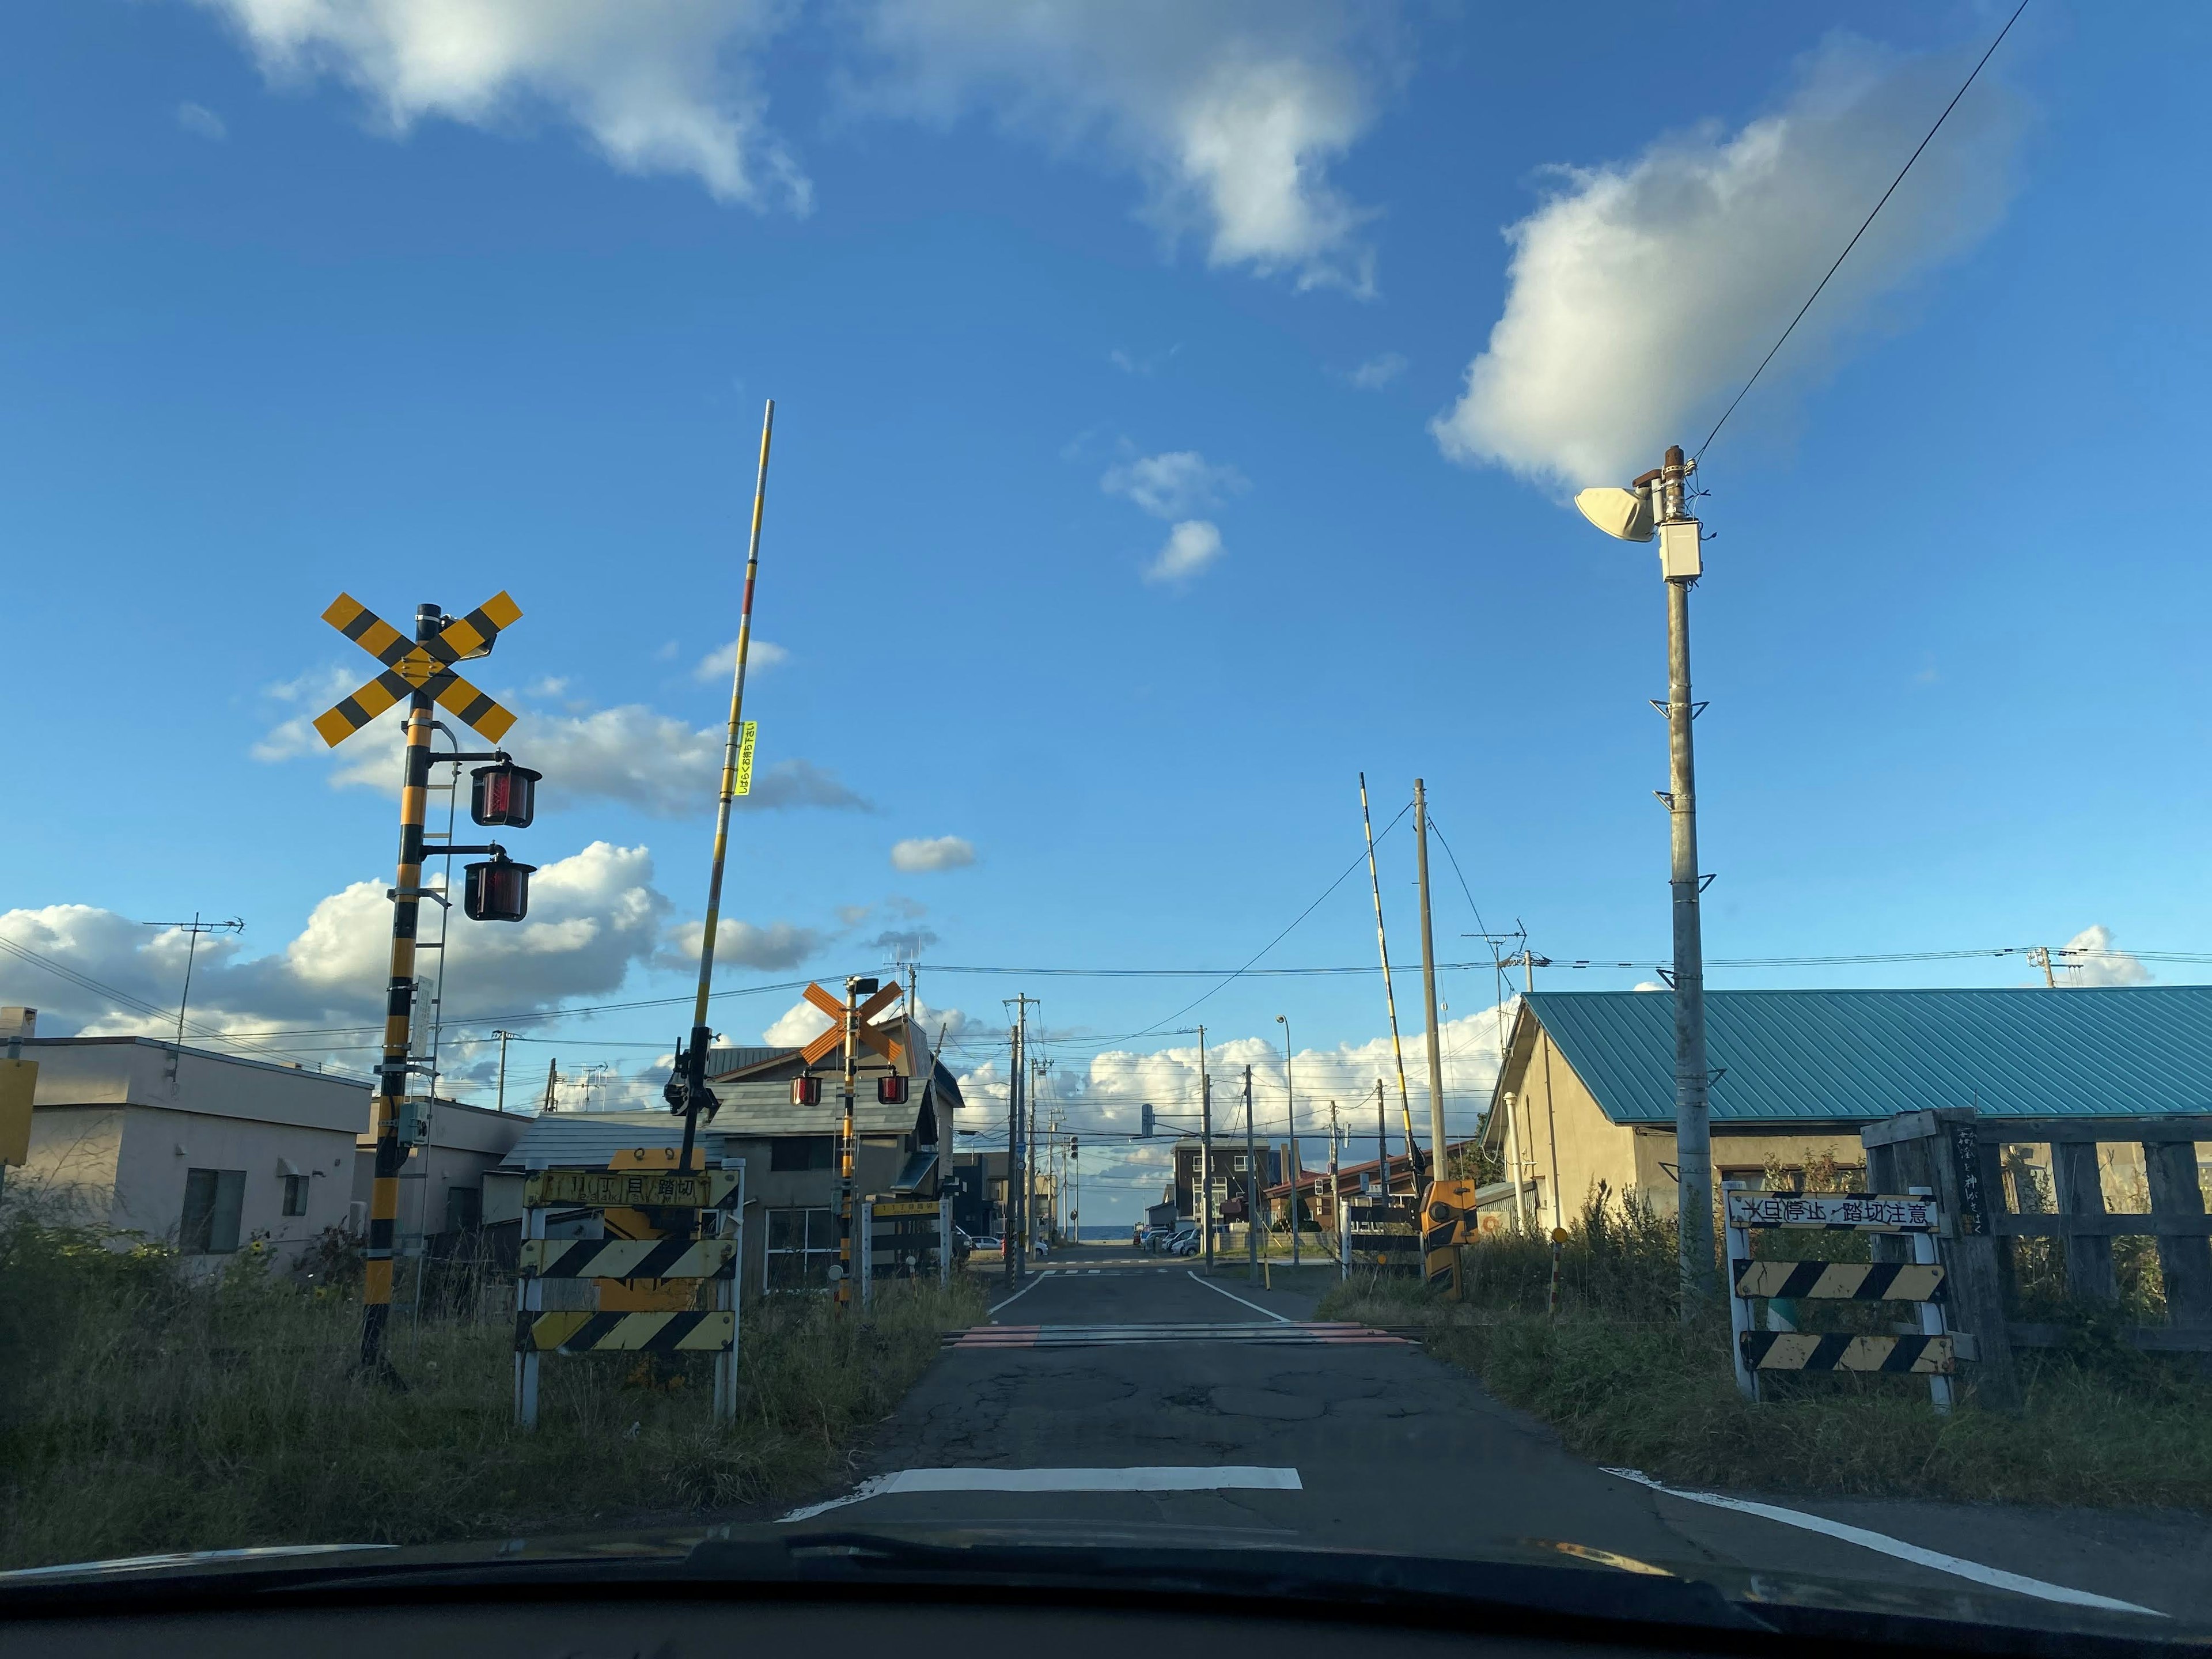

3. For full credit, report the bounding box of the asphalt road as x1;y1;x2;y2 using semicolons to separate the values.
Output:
781;1248;2212;1624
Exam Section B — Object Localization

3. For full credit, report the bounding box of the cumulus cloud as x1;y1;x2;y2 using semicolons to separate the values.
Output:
847;0;1397;290
1346;351;1404;389
176;100;228;139
1431;35;2024;488
691;637;789;684
889;836;975;873
255;676;868;817
0;842;682;1063
2061;925;2151;988
656;916;824;974
191;0;808;208
1100;449;1248;520
873;927;941;960
1143;520;1224;584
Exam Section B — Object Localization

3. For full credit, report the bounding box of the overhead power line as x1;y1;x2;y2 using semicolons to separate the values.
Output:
1698;0;2029;459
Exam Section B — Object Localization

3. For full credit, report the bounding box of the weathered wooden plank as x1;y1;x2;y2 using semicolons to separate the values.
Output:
2146;1139;2212;1334
1993;1212;2212;1237
1974;1118;2212;1145
2008;1323;2212;1354
1919;1109;2017;1406
2052;1140;2116;1302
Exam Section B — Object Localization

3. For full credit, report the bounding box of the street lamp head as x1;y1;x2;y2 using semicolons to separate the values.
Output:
1573;485;1655;543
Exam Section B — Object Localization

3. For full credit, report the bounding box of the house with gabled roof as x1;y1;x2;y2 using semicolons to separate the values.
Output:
1484;986;2212;1232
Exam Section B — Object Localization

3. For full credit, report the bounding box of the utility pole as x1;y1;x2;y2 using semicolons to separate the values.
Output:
1656;443;1715;1313
540;1057;558;1113
1414;778;1448;1184
1277;1014;1300;1266
671;399;776;1177
1243;1064;1260;1283
1003;996;1036;1286
1375;1079;1390;1199
1328;1100;1343;1279
2030;946;2057;988
1197;1025;1214;1271
1359;774;1424;1182
835;975;870;1308
492;1029;514;1113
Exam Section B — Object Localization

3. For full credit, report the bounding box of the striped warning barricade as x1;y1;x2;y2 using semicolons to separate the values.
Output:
516;1309;736;1354
1739;1331;1954;1374
520;1237;737;1281
1731;1259;1945;1302
1724;1180;1961;1413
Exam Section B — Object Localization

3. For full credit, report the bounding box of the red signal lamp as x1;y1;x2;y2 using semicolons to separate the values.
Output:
791;1075;823;1107
470;760;541;828
876;1074;909;1106
462;853;535;923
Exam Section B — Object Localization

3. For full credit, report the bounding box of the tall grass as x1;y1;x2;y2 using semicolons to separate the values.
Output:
1320;1185;2212;1511
0;1205;982;1570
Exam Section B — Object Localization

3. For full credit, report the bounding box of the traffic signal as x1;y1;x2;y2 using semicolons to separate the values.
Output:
1139;1103;1153;1139
1069;1137;1079;1160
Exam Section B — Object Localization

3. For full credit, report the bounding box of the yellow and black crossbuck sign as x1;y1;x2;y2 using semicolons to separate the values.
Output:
313;590;522;747
1740;1331;1953;1374
1732;1259;1946;1302
518;1238;738;1281
515;1309;736;1354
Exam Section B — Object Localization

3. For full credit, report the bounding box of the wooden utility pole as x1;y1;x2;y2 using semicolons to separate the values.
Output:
1414;778;1447;1184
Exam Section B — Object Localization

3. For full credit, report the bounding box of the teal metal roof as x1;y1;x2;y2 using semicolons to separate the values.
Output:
1525;986;2212;1125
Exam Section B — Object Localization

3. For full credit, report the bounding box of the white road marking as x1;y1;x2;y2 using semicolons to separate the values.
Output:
779;1466;1302;1522
1603;1468;2164;1618
1186;1270;1290;1322
987;1274;1046;1316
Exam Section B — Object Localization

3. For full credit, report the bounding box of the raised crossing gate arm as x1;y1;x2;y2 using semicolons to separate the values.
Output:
1724;1179;1957;1413
513;1156;744;1429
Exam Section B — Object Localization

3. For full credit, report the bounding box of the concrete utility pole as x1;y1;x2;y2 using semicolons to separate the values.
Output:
1197;1025;1214;1271
1359;775;1423;1181
1243;1065;1260;1282
1375;1080;1389;1198
1413;779;1448;1183
1328;1101;1344;1279
1655;444;1715;1312
1004;995;1035;1286
835;975;869;1308
492;1029;514;1113
1277;1014;1301;1266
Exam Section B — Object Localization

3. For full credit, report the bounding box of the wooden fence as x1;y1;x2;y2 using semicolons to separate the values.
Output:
1862;1107;2212;1407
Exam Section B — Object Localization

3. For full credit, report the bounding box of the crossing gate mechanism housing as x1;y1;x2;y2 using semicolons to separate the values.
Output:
513;1155;745;1429
1724;1185;1970;1412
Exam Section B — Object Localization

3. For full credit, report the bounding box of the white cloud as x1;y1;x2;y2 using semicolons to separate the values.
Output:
847;0;1397;290
2062;925;2150;988
1431;35;2024;489
1100;449;1248;520
692;637;789;684
889;835;975;873
191;0;808;208
1347;350;1404;389
255;676;867;817
176;100;228;139
1143;520;1223;584
656;916;824;974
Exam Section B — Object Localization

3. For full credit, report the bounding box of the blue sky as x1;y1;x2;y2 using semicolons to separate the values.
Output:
5;2;2207;1219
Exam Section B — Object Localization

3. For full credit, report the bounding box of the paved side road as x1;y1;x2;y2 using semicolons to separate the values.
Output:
785;1252;2211;1624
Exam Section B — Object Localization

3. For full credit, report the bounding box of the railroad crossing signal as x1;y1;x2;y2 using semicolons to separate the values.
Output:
797;979;907;1066
313;590;522;747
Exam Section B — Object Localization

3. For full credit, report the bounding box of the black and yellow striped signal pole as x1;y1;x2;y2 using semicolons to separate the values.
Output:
306;589;527;1374
835;975;871;1308
362;602;441;1370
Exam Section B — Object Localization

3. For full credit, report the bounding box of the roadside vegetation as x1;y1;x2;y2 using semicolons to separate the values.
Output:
1317;1179;2212;1512
0;1200;982;1570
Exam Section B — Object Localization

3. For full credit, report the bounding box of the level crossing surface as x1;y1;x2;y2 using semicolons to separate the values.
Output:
771;1246;2212;1622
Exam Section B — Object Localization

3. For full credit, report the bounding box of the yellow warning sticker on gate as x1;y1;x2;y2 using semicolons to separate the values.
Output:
733;721;758;797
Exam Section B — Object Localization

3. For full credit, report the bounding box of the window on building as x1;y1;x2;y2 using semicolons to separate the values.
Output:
764;1206;837;1289
770;1135;835;1172
281;1173;310;1217
180;1168;245;1255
